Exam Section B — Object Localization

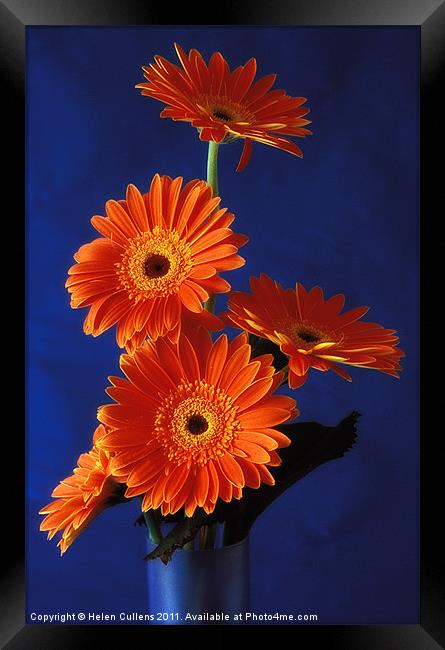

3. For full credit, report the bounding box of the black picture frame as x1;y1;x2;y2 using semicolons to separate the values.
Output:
6;0;443;646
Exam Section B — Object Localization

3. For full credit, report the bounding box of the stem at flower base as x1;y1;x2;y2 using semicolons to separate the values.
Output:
198;523;217;550
204;141;220;314
204;522;217;549
143;510;163;545
199;525;208;549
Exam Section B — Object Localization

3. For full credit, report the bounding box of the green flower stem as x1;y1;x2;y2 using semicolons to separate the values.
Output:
197;523;217;550
204;522;217;549
206;140;219;197
143;510;162;545
204;141;220;314
199;525;208;549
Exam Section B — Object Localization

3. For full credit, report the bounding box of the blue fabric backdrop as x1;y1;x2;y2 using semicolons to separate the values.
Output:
26;26;419;624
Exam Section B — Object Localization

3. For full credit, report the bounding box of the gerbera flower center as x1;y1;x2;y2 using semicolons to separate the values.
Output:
295;326;321;344
154;380;241;466
278;318;340;351
213;109;233;122
144;254;171;278
116;226;193;301
187;414;209;435
201;95;253;125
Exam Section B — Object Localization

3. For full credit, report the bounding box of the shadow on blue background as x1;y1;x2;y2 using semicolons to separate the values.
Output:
26;26;418;624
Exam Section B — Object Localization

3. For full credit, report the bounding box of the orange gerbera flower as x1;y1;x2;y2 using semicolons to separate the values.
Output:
39;425;121;554
97;328;297;517
66;174;247;352
137;43;312;172
226;274;404;389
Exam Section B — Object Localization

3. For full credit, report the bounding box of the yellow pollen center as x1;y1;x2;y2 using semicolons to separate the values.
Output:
116;226;193;301
154;380;241;467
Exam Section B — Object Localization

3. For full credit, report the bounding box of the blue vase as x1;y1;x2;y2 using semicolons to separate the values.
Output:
146;537;250;625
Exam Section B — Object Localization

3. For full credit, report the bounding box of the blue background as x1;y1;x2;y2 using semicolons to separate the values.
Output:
26;26;419;624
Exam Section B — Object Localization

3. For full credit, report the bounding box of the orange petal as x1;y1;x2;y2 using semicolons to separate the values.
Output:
206;460;219;503
150;472;170;509
127;451;166;487
238;407;291;428
218;344;251;388
179;283;204;313
197;276;231;294
184;493;198;517
235;376;274;411
105;200;139;238
97;426;150;449
215;465;233;502
194;465;210;507
265;450;282;467
163;463;189;502
236;138;253;172
233;439;270;464
224;362;262;400
218;453;245;488
288;370;308;389
259;428;291;448
155;336;184;386
178;334;201;381
257;464;275;485
148;174;164;227
126;184;149;231
235;457;261;489
189;265;216;280
98;403;151;427
205;334;228;385
240;431;278;451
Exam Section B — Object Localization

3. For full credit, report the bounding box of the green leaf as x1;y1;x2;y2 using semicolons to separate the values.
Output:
144;509;211;565
145;412;360;562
